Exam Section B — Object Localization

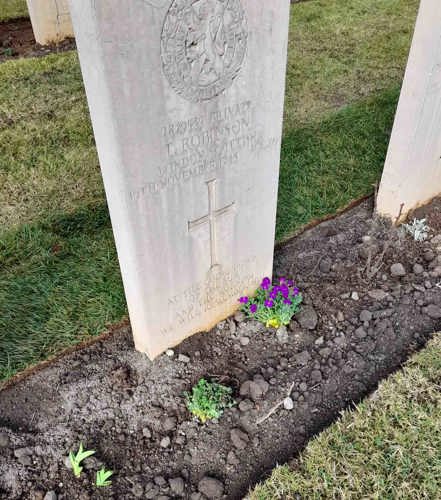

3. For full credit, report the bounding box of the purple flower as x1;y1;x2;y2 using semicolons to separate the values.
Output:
292;287;300;296
264;299;274;308
261;277;271;290
239;296;249;304
284;299;292;305
269;288;278;300
279;277;286;284
280;284;289;298
250;304;258;314
287;279;294;287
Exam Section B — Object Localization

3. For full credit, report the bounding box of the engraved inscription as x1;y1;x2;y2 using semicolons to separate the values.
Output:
188;179;235;269
162;257;258;334
128;100;281;202
161;0;248;102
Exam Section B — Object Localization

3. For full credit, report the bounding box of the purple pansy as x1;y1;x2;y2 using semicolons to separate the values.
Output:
292;287;300;296
239;296;249;304
279;284;289;298
250;304;258;313
287;279;294;287
264;299;274;308
284;299;292;305
269;289;278;300
261;277;271;290
279;277;286;284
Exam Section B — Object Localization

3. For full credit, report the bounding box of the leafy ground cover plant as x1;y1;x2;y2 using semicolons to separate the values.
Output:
403;218;430;241
185;378;235;423
96;467;113;487
239;277;303;328
69;443;96;478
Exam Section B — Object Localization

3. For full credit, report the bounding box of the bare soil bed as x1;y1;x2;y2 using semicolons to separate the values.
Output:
0;18;75;62
1;197;441;500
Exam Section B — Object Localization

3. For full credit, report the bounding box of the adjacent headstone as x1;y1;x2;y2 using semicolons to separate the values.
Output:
69;0;291;358
377;0;441;221
26;0;74;45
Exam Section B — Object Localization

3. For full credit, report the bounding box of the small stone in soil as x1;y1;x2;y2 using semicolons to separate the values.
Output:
162;416;177;432
334;335;346;346
18;455;32;466
390;263;406;277
198;476;224;499
169;477;185;495
230;428;249;449
413;263;424;275
299;382;307;392
234;311;246;322
359;310;372;322
319;258;332;273
283;397;294;410
368;289;388;300
14;447;32;458
296;306;318;330
0;432;10;448
165;349;174;357
424;249;435;262
160;436;171;448
178;354;190;363
239;336;250;346
239;399;254;412
154;476;167;486
43;492;57;500
276;325;289;344
351;291;359;301
294;350;312;365
355;326;367;339
319;347;332;358
423;304;441;319
314;336;324;346
142;427;152;438
227;450;240;465
248;380;268;401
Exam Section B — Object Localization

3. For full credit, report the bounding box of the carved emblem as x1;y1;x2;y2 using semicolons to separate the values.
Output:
161;0;248;102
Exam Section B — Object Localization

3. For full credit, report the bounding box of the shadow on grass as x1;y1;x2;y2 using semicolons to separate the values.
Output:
0;86;400;380
277;86;400;240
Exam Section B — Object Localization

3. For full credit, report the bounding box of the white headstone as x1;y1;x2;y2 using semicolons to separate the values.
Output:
377;0;441;220
69;0;290;358
26;0;74;45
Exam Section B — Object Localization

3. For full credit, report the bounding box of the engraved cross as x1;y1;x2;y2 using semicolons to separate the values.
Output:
188;179;235;269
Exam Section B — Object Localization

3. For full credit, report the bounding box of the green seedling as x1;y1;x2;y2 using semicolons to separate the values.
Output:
185;378;235;423
69;443;96;478
96;467;114;487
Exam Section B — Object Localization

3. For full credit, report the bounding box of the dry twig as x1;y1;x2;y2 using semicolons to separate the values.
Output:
256;382;295;425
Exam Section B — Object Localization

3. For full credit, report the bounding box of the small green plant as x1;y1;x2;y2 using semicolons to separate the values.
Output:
403;218;430;242
239;277;303;328
185;378;235;423
1;47;13;57
69;443;96;478
96;467;114;487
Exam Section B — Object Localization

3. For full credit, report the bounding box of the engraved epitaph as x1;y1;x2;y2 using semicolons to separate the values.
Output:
69;0;291;358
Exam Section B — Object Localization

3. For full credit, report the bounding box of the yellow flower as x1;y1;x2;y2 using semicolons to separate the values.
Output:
266;318;281;328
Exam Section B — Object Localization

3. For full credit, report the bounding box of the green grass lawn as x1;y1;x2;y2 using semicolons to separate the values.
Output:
0;0;419;379
0;0;28;22
250;333;441;500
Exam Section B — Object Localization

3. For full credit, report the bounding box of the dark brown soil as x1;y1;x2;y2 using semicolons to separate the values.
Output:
1;197;440;500
0;18;75;62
